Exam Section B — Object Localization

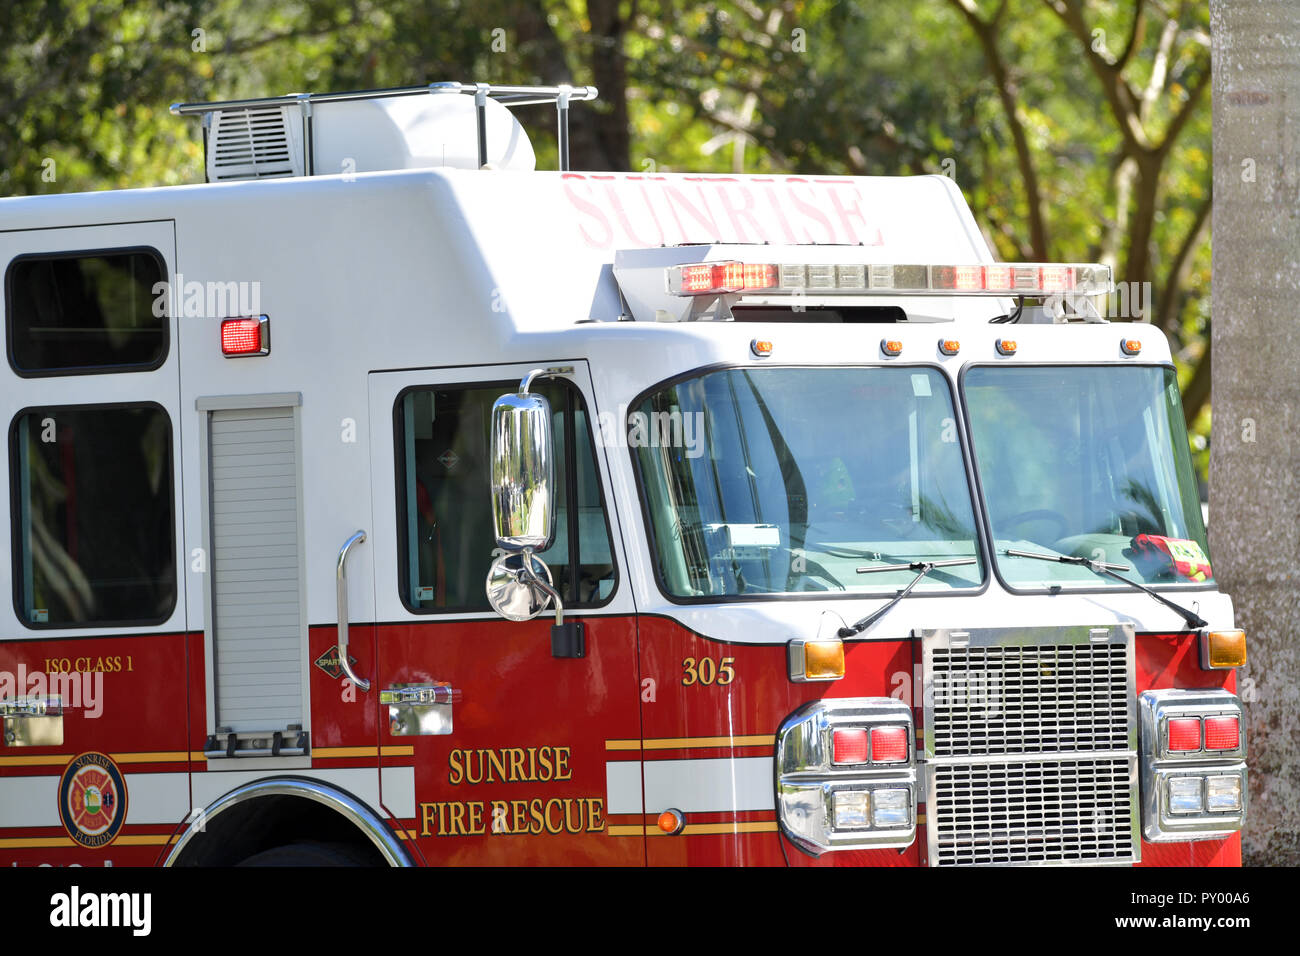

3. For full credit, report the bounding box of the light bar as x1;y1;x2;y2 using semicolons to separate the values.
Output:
666;261;1112;297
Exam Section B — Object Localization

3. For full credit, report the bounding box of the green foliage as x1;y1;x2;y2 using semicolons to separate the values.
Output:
0;0;1211;479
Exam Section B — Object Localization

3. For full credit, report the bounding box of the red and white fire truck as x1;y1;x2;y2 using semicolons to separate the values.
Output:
0;83;1246;867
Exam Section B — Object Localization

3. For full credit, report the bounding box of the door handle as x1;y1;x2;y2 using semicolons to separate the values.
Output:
336;530;371;692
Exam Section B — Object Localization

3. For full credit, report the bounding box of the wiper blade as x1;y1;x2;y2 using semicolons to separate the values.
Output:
839;558;977;638
1004;547;1208;629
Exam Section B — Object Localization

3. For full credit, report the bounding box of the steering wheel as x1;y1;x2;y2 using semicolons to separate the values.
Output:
998;509;1070;543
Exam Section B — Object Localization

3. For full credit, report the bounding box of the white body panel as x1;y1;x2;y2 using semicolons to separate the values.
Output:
0;168;1226;651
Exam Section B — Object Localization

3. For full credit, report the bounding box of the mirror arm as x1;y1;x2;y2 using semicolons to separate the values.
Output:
520;549;564;626
518;365;576;397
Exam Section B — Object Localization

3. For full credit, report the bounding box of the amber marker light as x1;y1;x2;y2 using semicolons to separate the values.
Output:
657;809;685;835
1205;629;1247;669
995;338;1017;356
1121;338;1142;356
881;339;903;357
938;339;960;356
751;339;773;358
788;638;846;682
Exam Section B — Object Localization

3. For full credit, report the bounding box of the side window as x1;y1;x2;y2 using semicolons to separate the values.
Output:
396;380;616;612
6;249;168;375
11;404;176;627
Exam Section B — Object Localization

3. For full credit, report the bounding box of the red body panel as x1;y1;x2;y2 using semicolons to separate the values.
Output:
376;616;642;865
0;632;191;866
0;622;1243;866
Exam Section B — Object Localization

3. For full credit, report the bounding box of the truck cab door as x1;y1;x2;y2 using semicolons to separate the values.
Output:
366;362;642;863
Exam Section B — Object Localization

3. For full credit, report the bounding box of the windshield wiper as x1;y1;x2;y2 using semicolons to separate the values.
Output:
838;558;978;637
1004;547;1207;629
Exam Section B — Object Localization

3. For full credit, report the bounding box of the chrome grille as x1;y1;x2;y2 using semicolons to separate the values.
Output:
930;640;1130;756
922;626;1139;866
929;757;1134;865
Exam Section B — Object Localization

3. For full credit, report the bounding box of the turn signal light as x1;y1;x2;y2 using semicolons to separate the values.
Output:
1167;717;1201;752
789;638;846;682
1206;630;1247;668
657;809;685;835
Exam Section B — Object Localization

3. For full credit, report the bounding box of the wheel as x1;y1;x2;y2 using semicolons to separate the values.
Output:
236;840;380;866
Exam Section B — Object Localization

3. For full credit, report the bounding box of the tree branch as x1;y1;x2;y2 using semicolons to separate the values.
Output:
1153;188;1211;333
949;0;1049;258
1115;0;1148;73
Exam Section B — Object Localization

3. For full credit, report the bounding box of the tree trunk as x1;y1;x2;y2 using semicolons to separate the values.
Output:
1208;0;1300;866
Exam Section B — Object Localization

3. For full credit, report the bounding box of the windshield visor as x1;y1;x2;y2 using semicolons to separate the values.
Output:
963;365;1213;589
632;366;983;599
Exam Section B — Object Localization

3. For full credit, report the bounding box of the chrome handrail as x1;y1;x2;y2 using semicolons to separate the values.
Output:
170;81;599;172
336;530;370;692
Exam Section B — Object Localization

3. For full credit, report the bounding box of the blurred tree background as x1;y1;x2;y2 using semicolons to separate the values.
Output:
1;0;1211;479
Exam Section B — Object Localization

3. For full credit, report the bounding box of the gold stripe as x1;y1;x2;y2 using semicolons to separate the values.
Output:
312;745;416;759
0;833;173;849
663;821;779;836
112;834;174;846
0;836;76;848
605;735;775;752
606;825;646;836
607;821;781;838
108;751;191;764
0;754;73;768
0;751;207;768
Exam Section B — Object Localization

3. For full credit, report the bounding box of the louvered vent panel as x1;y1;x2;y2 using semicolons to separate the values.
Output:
208;106;299;181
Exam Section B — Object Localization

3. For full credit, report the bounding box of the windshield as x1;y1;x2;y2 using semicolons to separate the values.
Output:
632;366;983;599
963;365;1212;589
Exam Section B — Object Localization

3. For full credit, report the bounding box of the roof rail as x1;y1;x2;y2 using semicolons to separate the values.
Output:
170;82;599;172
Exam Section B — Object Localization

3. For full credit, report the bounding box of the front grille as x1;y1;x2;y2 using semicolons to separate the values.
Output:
922;627;1138;866
930;641;1130;756
930;757;1134;866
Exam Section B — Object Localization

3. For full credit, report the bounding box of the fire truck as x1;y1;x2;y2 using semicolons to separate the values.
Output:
0;82;1245;867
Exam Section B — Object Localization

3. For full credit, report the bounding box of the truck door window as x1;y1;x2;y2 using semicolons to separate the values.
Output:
6;249;168;375
396;381;616;612
10;404;176;627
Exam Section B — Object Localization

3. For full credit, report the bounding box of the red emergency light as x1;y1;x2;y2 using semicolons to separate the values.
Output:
221;316;270;357
1203;716;1240;751
832;728;869;765
870;726;909;763
666;261;1111;297
1167;717;1201;752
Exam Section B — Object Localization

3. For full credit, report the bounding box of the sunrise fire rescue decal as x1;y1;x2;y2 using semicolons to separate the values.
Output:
418;746;605;837
58;752;128;849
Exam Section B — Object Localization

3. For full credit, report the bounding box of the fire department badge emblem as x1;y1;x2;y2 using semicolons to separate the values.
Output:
58;752;128;849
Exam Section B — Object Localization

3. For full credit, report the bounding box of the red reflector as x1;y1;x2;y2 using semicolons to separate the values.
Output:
1167;717;1201;752
220;317;266;356
870;726;908;763
832;728;869;764
1204;716;1240;750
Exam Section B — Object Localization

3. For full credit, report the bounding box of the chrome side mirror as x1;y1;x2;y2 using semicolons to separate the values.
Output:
489;374;556;553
